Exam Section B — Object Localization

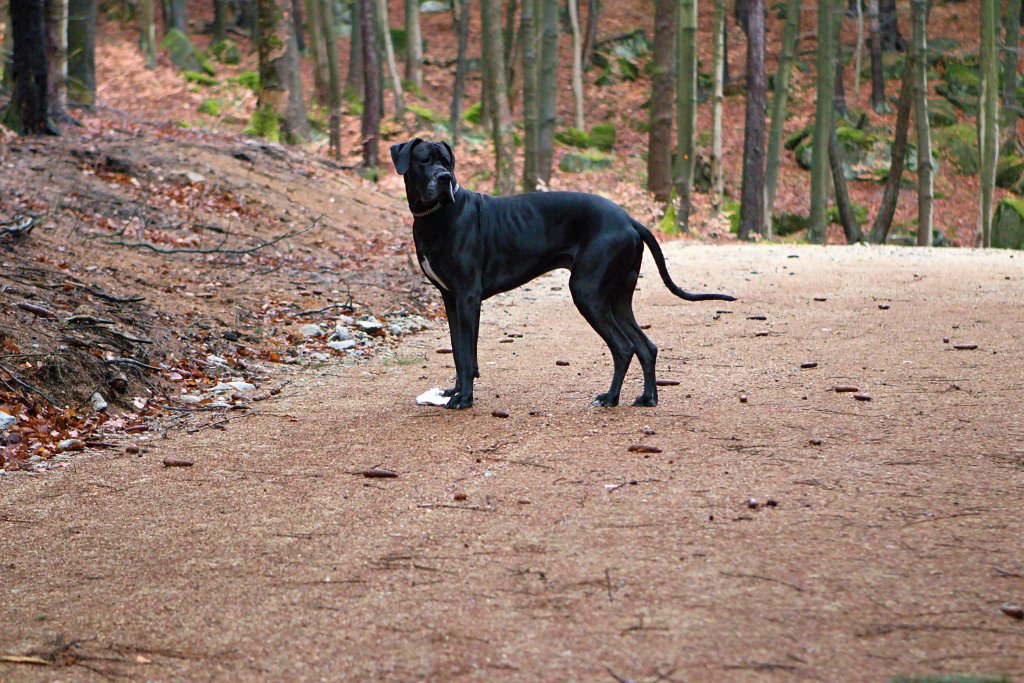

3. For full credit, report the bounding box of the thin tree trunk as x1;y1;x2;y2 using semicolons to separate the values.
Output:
376;0;403;115
4;0;50;134
167;0;186;32
321;0;341;159
833;5;848;120
481;0;516;194
980;0;999;247
568;0;584;130
878;0;904;51
581;0;599;67
404;0;422;88
306;0;329;104
910;0;931;246
139;0;156;68
360;0;379;166
346;0;364;96
809;0;835;244
503;0;517;82
764;0;800;237
2;15;14;92
739;0;765;240
853;0;862;104
521;0;539;191
1001;0;1021;150
450;0;469;146
537;0;558;184
674;0;697;233
254;0;308;142
213;0;228;42
44;0;67;120
66;0;95;109
829;126;861;242
710;0;725;216
291;0;305;52
647;0;677;203
867;0;888;113
870;59;912;243
722;9;730;85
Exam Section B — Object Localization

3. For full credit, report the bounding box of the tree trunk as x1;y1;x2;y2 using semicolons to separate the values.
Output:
4;0;50;134
503;0;517;84
44;0;67;120
321;0;341;159
306;0;329;104
869;57;912;244
878;0;904;51
910;0;931;246
568;0;584;130
980;0;999;247
481;0;516;195
3;15;14;92
253;0;308;142
66;0;95;109
139;0;156;68
166;0;186;32
521;0;539;191
404;0;422;89
808;0;835;244
722;9;730;85
738;0;765;240
537;0;558;184
828;126;861;242
346;0;364;96
833;6;848;120
647;0;677;204
1001;0;1021;150
710;0;725;216
852;0;863;104
291;0;304;53
867;0;888;113
213;0;228;42
674;0;697;233
581;0;599;68
360;0;379;167
764;0;800;237
449;0;470;146
376;0;403;115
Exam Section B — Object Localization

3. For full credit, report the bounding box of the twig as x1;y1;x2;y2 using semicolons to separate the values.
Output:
107;216;322;255
719;570;805;593
293;303;354;317
63;280;146;303
416;503;496;512
0;361;61;406
103;358;162;371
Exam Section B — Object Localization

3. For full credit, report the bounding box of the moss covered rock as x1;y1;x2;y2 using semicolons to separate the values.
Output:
773;212;808;237
463;102;482;125
209;39;241;65
936;58;980;116
559;150;613;173
555;127;591;149
992;197;1024;249
792;123;904;180
933;123;979;175
996;155;1024;190
927;98;958;128
161;28;214;75
589;124;616;151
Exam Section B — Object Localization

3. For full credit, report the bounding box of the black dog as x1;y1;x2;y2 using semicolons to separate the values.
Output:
391;138;735;409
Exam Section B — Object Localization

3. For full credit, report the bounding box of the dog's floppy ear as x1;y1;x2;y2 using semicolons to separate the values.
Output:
440;141;455;170
390;138;422;175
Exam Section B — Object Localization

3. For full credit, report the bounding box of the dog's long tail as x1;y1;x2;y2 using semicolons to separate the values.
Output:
631;219;737;302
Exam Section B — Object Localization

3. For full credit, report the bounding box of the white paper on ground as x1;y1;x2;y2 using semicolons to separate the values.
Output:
416;387;450;406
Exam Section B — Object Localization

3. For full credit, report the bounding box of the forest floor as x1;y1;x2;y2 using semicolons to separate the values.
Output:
2;242;1023;682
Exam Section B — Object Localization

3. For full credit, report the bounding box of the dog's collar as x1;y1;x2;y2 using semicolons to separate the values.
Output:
411;183;460;218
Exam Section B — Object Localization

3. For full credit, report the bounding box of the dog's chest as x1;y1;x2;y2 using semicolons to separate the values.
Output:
419;255;450;291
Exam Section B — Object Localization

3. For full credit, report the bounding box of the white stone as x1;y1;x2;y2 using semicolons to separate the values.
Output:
0;410;15;431
328;340;357;352
299;323;323;338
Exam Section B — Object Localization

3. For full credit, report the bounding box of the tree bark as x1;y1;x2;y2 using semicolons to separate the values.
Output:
910;0;932;246
852;0;863;104
44;0;67;120
647;0;677;204
306;0;329;104
878;0;904;52
481;0;516;195
404;0;422;89
360;0;379;167
832;6;848;120
66;0;95;109
828;126;861;242
253;0;308;142
980;0;999;247
291;0;305;53
449;0;470;146
537;0;558;184
867;0;888;113
213;0;228;42
869;57;912;244
674;0;697;233
376;0;404;115
139;0;157;68
321;0;341;159
809;0;835;244
166;0;187;32
710;0;725;216
521;0;539;191
4;0;50;134
581;0;599;68
1001;0;1021;149
738;0;765;240
346;0;364;96
764;0;800;237
3;16;14;93
568;0;584;130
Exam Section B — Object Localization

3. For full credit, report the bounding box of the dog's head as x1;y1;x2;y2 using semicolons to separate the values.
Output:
390;138;458;210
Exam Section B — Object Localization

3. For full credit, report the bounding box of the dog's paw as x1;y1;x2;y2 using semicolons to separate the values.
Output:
445;392;474;409
632;394;658;408
592;392;619;408
442;385;460;398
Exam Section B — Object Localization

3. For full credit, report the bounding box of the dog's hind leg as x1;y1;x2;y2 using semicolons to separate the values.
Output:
613;296;659;407
570;266;636;408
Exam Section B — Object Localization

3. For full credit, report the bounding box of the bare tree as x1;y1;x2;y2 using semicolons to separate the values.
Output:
481;0;516;194
869;58;912;244
738;0;765;240
450;0;470;147
44;0;68;121
360;0;380;167
809;0;835;244
404;0;423;89
253;0;308;142
980;0;999;246
647;0;676;203
568;0;584;130
764;0;801;237
376;0;404;115
521;0;539;191
139;0;157;69
67;0;95;109
674;0;698;232
910;0;932;246
537;0;559;184
3;0;52;134
710;0;725;216
321;0;342;159
867;0;888;113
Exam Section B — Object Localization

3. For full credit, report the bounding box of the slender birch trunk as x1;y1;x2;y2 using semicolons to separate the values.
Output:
738;0;765;240
980;0;999;247
809;0;835;244
568;0;584;130
450;0;470;146
376;0;404;115
710;0;725;216
674;0;697;233
911;0;932;246
870;58;912;244
522;0;539;191
763;0;800;237
481;0;516;194
404;0;422;89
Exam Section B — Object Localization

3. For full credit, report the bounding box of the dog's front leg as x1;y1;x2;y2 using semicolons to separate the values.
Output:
440;290;462;397
445;290;481;409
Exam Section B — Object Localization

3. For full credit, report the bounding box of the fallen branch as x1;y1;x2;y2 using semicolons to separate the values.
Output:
107;216;322;255
103;358;162;371
0;216;36;238
63;280;146;303
0;362;61;406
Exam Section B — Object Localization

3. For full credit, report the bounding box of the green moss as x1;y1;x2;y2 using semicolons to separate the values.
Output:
245;104;282;143
928;98;958;127
773;212;808;237
463;102;482;125
198;98;222;116
659;198;677;233
160;28;215;75
937;58;981;115
826;200;868;226
555;127;591;148
933;123;979;174
209;39;241;65
785;125;811;151
589;123;616;151
996;155;1024;189
184;70;218;86
559;150;613;173
228;71;260;94
407;104;447;124
722;199;741;235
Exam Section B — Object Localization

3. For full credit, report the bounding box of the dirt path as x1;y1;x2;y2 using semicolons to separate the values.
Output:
2;244;1023;682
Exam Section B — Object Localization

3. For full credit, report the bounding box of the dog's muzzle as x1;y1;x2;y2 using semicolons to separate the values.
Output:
425;172;457;205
